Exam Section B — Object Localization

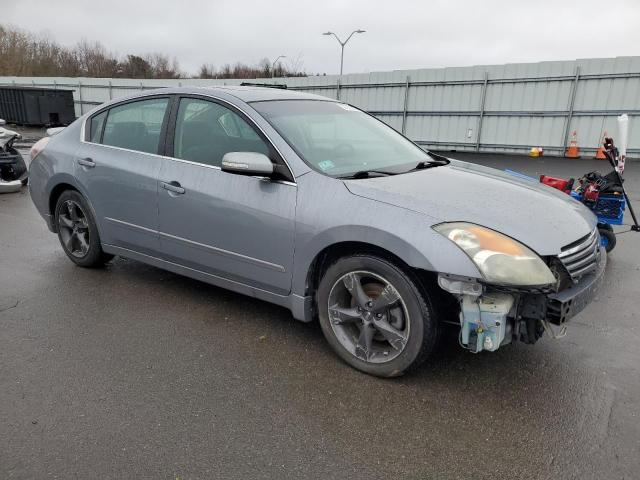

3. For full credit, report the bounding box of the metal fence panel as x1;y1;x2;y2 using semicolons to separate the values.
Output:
406;114;478;145
3;55;640;155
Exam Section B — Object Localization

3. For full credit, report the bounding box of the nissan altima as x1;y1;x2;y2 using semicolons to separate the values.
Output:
28;86;606;377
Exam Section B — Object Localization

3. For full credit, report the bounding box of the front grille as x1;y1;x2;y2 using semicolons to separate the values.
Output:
557;228;601;281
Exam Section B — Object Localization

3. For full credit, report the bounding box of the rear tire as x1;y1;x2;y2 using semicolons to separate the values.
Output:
54;190;113;267
317;254;439;377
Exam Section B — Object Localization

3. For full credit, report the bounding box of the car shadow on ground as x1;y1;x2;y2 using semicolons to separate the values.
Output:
81;254;588;389
78;255;610;474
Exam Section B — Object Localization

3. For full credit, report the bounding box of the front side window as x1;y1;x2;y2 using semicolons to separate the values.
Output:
173;98;269;167
251;100;431;177
101;98;169;154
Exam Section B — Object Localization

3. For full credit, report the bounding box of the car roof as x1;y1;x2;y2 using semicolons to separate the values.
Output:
152;85;335;103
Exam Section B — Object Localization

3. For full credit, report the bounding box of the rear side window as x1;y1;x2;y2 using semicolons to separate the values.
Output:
173;98;269;167
101;98;169;154
89;110;107;143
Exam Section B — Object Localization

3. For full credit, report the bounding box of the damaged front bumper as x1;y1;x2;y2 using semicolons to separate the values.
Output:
438;247;607;353
0;148;27;193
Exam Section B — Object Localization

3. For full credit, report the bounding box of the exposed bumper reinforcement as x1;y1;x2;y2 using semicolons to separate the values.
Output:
546;247;607;325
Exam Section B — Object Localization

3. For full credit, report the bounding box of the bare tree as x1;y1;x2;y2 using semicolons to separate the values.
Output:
198;63;217;79
287;53;305;76
0;23;308;79
76;40;118;77
197;57;307;79
144;53;182;79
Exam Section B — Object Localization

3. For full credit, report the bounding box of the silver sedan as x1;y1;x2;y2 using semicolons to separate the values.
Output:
28;86;605;376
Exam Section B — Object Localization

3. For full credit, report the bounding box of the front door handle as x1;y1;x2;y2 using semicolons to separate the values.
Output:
78;157;96;168
161;181;185;195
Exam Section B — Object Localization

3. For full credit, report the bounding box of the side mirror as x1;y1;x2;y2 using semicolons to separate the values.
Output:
221;152;274;177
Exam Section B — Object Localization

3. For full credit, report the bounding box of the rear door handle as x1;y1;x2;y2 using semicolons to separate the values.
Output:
161;181;185;195
78;157;96;168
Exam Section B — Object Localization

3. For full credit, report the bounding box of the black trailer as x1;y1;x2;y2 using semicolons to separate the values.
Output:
0;86;76;126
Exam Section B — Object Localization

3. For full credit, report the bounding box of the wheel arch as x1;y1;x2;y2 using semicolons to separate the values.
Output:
46;176;103;238
304;241;416;297
49;183;78;218
294;222;466;323
302;240;460;332
296;224;436;290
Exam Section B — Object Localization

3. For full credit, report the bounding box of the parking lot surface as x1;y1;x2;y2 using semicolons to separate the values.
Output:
1;148;639;479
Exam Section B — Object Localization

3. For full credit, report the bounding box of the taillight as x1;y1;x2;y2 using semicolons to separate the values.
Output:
30;137;50;161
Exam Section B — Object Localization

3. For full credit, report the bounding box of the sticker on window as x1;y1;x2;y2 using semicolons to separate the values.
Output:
318;160;335;171
337;104;358;112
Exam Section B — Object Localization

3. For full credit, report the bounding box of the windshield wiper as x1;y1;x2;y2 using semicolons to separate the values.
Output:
410;152;450;171
426;151;450;163
411;161;443;170
338;152;449;179
337;170;398;179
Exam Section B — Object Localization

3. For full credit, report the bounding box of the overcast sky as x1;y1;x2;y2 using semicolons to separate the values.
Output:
5;0;640;75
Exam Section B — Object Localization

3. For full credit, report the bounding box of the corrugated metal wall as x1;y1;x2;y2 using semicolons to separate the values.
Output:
3;56;640;156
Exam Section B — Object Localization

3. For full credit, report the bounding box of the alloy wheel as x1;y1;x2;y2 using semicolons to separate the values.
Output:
327;271;410;364
58;200;90;258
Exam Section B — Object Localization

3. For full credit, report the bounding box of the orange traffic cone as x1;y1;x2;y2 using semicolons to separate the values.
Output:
565;131;580;158
595;131;607;159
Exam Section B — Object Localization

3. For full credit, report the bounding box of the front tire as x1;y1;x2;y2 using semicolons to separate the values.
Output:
317;254;439;377
54;190;113;267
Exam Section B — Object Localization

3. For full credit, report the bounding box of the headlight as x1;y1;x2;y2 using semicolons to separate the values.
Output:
434;222;556;286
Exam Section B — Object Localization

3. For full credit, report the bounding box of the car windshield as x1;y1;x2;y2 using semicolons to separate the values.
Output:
251;100;432;177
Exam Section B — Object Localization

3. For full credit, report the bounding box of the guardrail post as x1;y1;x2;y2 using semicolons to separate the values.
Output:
336;78;341;101
140;82;144;92
562;66;581;153
108;80;113;100
475;71;489;151
401;75;411;134
53;80;57;90
78;81;83;116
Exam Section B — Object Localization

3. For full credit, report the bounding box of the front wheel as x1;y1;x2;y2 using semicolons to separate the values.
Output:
317;254;439;377
54;190;113;267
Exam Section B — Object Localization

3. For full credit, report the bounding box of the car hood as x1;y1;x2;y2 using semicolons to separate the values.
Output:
344;159;597;256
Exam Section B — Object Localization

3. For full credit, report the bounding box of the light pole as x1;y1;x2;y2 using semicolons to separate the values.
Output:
271;55;286;78
322;29;365;76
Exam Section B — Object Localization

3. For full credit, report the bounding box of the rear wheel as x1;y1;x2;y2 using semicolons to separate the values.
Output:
54;190;113;267
317;254;439;377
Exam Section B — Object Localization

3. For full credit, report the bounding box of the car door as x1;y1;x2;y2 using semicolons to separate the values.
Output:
75;96;170;256
157;96;297;295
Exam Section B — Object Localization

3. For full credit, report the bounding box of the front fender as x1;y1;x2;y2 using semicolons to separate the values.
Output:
291;172;481;296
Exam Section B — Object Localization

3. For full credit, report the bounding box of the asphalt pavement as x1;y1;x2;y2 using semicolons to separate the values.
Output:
1;149;639;479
